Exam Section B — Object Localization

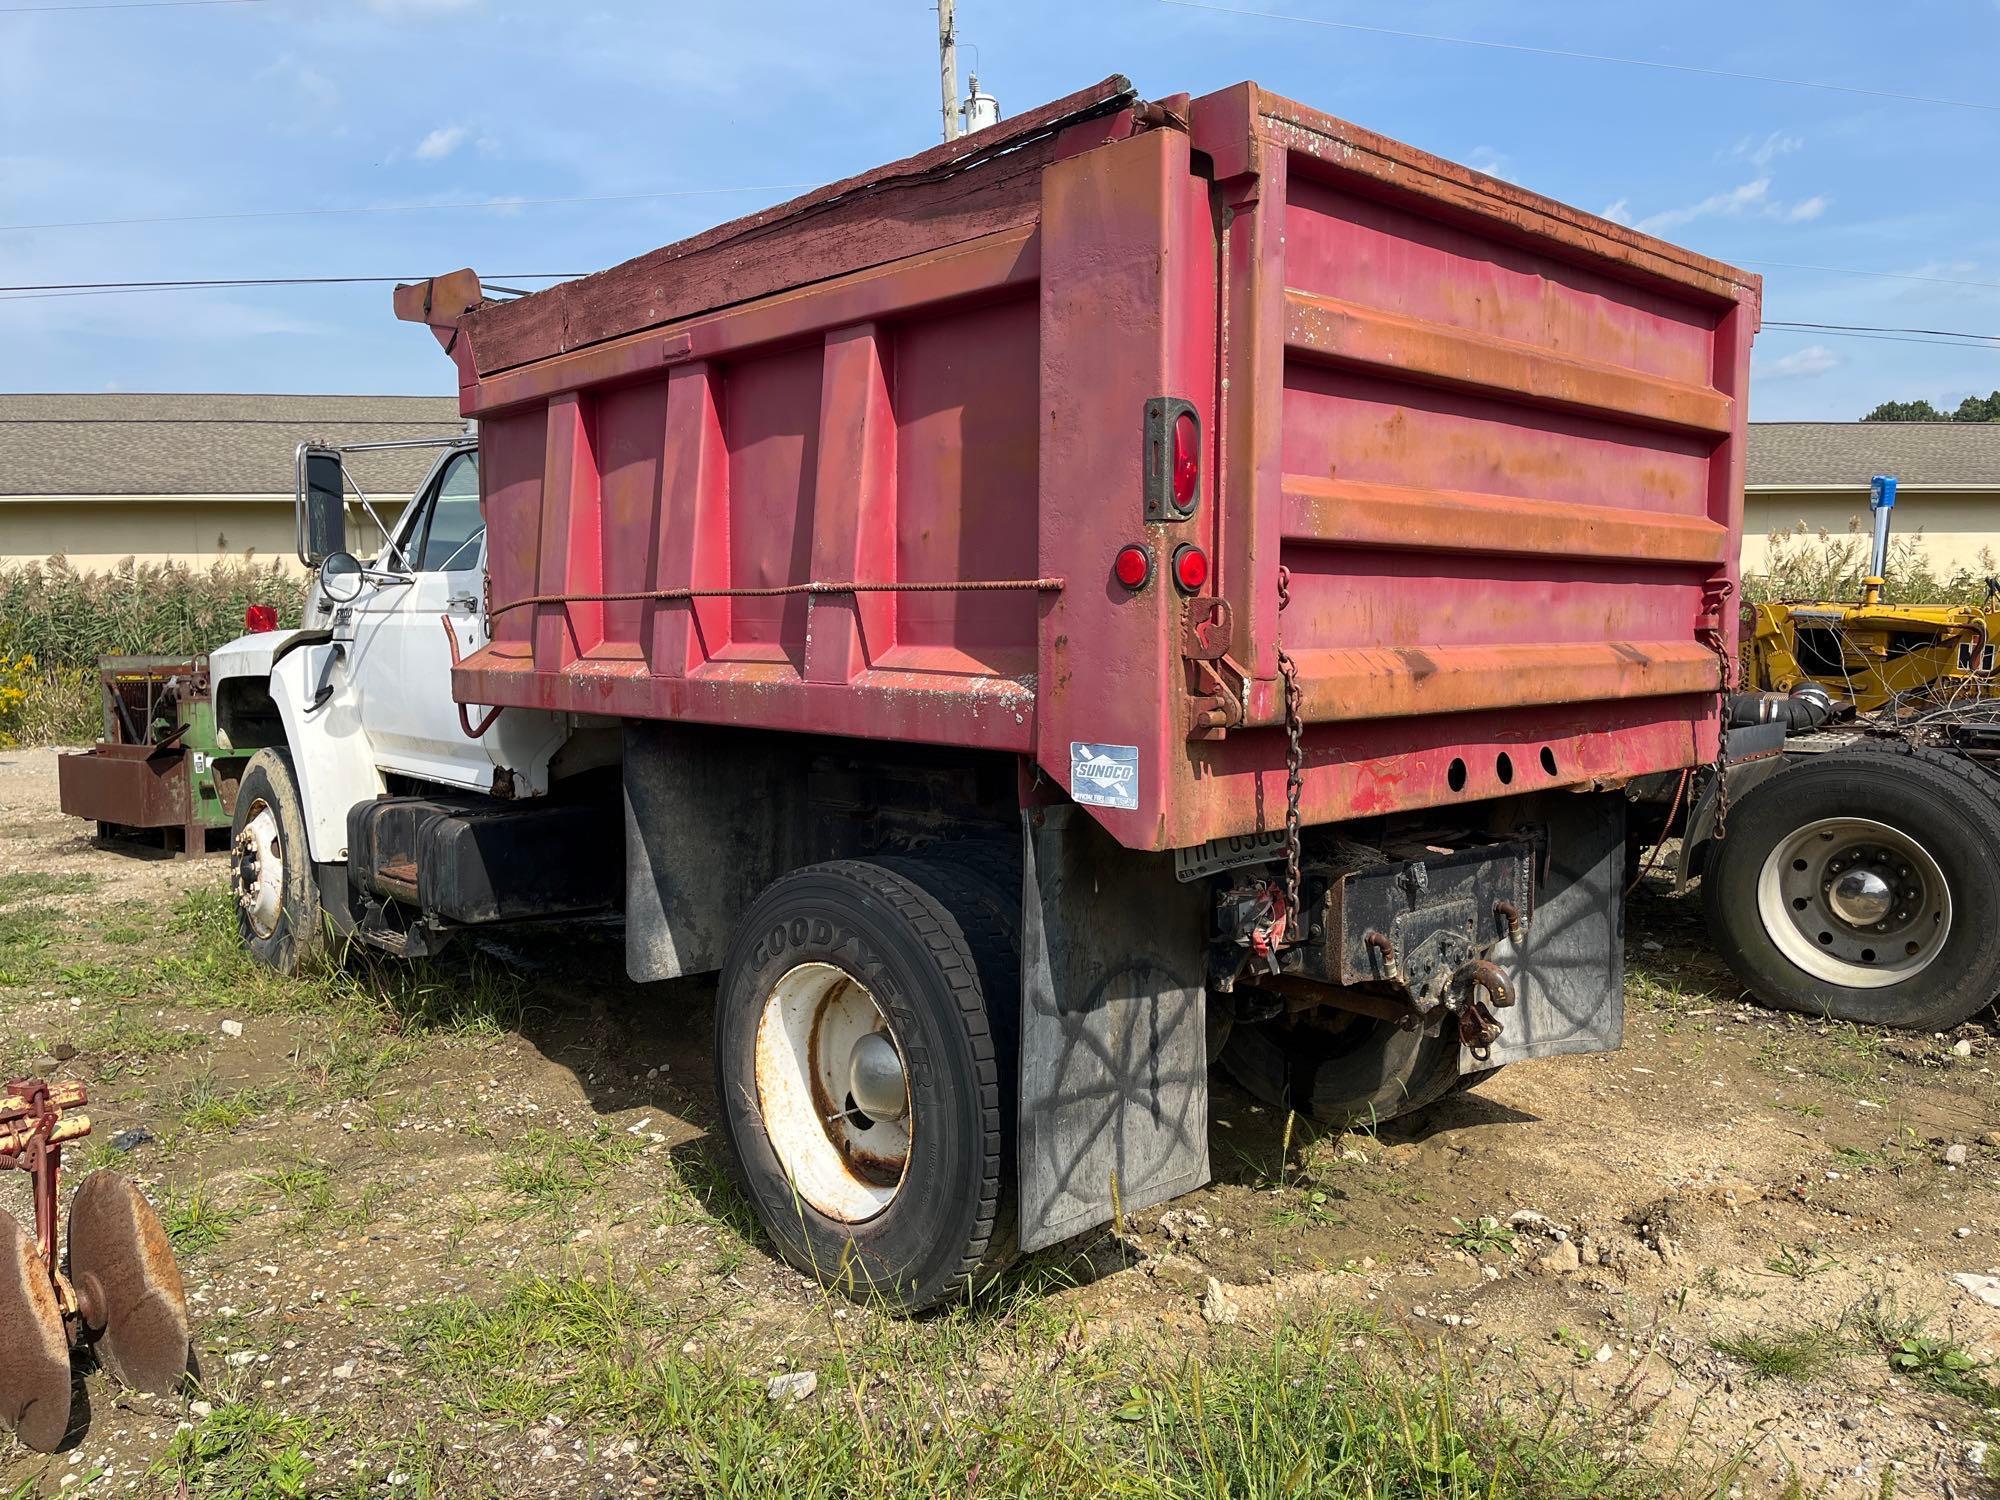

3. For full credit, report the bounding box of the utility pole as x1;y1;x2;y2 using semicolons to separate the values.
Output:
937;0;961;142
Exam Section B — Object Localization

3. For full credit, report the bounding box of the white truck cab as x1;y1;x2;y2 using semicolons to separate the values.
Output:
206;435;607;971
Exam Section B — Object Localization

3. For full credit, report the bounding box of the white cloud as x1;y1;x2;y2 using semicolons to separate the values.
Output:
1601;198;1633;225
1759;344;1841;380
413;125;469;160
1730;130;1803;168
1630;176;1831;235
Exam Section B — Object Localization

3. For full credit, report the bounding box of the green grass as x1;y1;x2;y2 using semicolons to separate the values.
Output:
1762;1243;1838;1281
498;1126;642;1217
158;1399;320;1500
0;902;60;984
0;870;97;905
1711;1324;1847;1383
159;1181;246;1255
177;1075;273;1134
402;1267;1745;1498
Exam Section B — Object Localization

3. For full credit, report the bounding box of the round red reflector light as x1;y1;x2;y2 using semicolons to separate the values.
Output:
1113;544;1152;590
1171;543;1209;594
244;603;279;633
1171;411;1200;512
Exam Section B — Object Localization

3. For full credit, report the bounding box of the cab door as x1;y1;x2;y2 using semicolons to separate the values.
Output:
343;448;496;788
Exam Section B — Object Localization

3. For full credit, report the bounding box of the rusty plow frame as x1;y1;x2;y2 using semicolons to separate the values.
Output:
1;1079;192;1453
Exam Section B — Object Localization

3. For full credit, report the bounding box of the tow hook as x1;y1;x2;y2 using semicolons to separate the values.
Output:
1452;957;1514;1061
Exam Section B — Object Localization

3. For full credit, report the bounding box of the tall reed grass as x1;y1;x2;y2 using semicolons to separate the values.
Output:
0;557;306;745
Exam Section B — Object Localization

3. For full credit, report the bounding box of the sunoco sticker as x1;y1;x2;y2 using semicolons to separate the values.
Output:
1070;742;1140;810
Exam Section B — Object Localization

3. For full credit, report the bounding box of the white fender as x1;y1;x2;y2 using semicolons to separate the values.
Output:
265;641;386;863
210;629;384;865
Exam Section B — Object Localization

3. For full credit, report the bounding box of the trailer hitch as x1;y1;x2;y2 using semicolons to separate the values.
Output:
1451;958;1514;1061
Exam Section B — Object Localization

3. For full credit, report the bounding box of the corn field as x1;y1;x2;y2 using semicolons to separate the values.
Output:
0;558;307;745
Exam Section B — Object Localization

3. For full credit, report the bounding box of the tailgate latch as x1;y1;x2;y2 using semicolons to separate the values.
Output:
1182;596;1244;735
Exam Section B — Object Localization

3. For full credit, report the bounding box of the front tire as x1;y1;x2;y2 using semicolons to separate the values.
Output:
714;859;1018;1313
1703;747;2000;1029
229;747;324;976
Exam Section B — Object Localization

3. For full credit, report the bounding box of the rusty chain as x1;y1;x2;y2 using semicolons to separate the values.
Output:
1275;565;1304;943
1698;578;1738;845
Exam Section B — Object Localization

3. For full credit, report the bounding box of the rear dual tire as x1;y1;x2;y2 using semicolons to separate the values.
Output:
713;858;1018;1314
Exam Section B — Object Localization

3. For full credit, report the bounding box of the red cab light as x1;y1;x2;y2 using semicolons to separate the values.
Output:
1113;544;1153;590
1171;543;1209;594
244;603;279;633
1172;411;1200;513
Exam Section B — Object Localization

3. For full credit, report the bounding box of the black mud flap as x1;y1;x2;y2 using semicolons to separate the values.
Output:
1017;805;1210;1252
1475;790;1625;1068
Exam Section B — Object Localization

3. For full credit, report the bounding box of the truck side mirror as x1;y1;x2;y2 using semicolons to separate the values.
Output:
298;447;347;564
318;550;365;603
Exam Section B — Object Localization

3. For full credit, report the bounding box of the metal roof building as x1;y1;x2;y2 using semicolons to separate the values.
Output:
0;393;464;572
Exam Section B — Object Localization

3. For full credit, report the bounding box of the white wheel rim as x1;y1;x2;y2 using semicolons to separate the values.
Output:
233;802;284;939
1756;816;1952;989
753;962;911;1223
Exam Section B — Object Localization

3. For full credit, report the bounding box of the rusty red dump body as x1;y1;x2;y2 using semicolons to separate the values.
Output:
409;76;1758;853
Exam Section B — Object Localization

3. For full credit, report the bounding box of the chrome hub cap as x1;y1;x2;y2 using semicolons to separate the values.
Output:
1756;816;1951;988
753;963;911;1223
231;803;284;939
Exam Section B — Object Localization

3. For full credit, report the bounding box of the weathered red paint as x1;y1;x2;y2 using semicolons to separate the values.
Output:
407;78;1758;854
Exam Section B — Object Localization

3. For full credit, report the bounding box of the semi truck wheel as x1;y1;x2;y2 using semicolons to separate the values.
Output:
1218;1012;1461;1126
229;747;324;977
1703;747;2000;1029
714;859;1018;1313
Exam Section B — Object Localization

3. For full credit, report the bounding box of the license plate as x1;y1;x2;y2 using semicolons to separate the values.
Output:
1172;829;1288;883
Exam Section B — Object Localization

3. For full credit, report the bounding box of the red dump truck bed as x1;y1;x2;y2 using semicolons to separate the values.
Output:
405;75;1758;854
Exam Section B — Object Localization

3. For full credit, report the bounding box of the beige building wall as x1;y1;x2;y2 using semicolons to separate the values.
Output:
1744;487;2000;577
0;495;411;573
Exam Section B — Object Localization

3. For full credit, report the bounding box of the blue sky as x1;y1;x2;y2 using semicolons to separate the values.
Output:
3;0;1996;421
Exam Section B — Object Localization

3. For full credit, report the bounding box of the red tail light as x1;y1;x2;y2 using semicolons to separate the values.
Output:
1113;544;1153;590
245;603;278;633
1172;411;1200;513
1171;544;1209;594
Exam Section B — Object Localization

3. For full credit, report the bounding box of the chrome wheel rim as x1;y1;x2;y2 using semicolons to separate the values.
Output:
1756;816;1951;988
232;802;284;939
752;962;911;1223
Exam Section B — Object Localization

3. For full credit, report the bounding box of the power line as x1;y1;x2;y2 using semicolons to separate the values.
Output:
1732;259;2000;295
0;183;817;235
1151;0;2000;115
0;275;579;292
1767;319;1999;343
0;274;578;303
1;0;262;11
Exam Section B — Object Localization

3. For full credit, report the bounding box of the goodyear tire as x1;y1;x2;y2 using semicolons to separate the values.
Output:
229;747;324;976
1703;746;2000;1029
714;859;1017;1313
1219;1012;1461;1126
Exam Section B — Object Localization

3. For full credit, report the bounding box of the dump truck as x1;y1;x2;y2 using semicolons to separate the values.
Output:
198;76;1758;1310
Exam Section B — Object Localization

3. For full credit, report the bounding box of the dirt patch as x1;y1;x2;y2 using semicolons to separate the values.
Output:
0;747;1996;1497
